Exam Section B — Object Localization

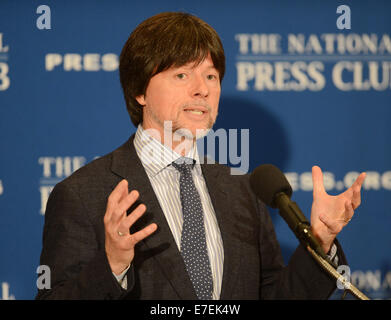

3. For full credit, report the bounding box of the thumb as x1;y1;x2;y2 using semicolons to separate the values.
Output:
312;165;325;197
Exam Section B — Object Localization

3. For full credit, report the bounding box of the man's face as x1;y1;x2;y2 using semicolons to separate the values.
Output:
136;54;221;141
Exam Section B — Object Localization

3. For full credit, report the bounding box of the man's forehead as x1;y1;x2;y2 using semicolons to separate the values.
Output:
173;55;217;70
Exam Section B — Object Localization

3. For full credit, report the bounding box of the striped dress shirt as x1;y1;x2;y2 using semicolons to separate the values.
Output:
133;125;224;300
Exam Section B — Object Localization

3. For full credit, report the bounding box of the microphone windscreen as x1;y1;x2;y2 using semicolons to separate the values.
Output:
249;164;293;208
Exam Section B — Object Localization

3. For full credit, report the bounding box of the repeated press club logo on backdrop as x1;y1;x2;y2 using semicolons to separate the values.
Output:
35;5;111;215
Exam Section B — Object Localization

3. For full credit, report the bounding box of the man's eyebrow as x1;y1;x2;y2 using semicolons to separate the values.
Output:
176;61;217;70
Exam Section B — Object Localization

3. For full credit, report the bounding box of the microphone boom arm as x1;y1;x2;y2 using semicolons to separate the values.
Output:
274;192;328;260
274;193;370;300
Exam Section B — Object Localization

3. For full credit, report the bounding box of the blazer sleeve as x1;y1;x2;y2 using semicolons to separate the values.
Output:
35;182;134;300
257;198;347;299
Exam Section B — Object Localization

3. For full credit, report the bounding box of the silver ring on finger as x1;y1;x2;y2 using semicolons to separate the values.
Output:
118;230;126;237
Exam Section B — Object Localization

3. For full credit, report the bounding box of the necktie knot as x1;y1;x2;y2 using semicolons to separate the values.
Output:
172;157;195;174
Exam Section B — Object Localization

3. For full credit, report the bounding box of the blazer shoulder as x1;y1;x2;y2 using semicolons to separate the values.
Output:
60;152;113;188
211;162;253;191
55;137;132;192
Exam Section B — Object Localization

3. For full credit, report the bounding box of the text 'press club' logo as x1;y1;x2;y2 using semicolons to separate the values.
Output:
234;6;391;92
36;4;118;72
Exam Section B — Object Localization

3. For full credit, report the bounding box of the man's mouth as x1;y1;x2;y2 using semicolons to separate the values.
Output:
185;109;205;115
183;106;209;115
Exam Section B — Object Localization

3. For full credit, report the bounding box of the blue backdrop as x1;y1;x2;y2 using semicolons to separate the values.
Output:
0;0;390;300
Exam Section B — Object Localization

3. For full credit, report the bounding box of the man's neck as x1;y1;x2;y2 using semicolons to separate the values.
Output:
140;124;196;157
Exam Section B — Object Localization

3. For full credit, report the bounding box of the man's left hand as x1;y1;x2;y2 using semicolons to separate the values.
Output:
310;166;366;253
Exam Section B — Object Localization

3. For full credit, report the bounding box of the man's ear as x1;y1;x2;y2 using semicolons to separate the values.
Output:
135;95;146;106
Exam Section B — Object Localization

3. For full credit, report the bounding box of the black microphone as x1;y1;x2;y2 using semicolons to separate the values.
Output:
250;164;327;260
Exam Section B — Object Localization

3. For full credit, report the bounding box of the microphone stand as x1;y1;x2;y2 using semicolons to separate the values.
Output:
306;246;370;300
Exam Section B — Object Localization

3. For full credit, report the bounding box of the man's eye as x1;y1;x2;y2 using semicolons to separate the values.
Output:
176;73;186;79
207;74;217;80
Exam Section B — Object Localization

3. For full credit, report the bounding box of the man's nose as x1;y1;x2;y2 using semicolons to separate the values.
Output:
190;75;209;98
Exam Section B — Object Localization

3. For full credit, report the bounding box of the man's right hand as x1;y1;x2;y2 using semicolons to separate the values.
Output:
104;179;157;275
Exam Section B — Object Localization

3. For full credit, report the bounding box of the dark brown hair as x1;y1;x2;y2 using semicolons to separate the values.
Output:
119;12;226;126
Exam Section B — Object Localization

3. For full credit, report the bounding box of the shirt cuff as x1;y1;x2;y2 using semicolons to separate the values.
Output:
326;243;339;266
112;264;130;290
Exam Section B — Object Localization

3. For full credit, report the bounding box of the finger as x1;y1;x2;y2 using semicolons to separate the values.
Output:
111;179;129;204
130;223;158;245
117;190;139;214
105;180;129;222
351;186;361;209
111;190;140;225
122;203;147;230
349;172;365;209
344;200;354;222
312;166;325;197
352;172;366;189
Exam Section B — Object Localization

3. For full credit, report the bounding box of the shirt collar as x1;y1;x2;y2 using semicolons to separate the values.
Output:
133;124;201;177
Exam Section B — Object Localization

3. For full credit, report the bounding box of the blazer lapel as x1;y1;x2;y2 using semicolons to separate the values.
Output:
110;135;197;299
201;163;242;300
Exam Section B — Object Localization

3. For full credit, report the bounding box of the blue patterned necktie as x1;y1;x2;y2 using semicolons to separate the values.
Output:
172;157;213;300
